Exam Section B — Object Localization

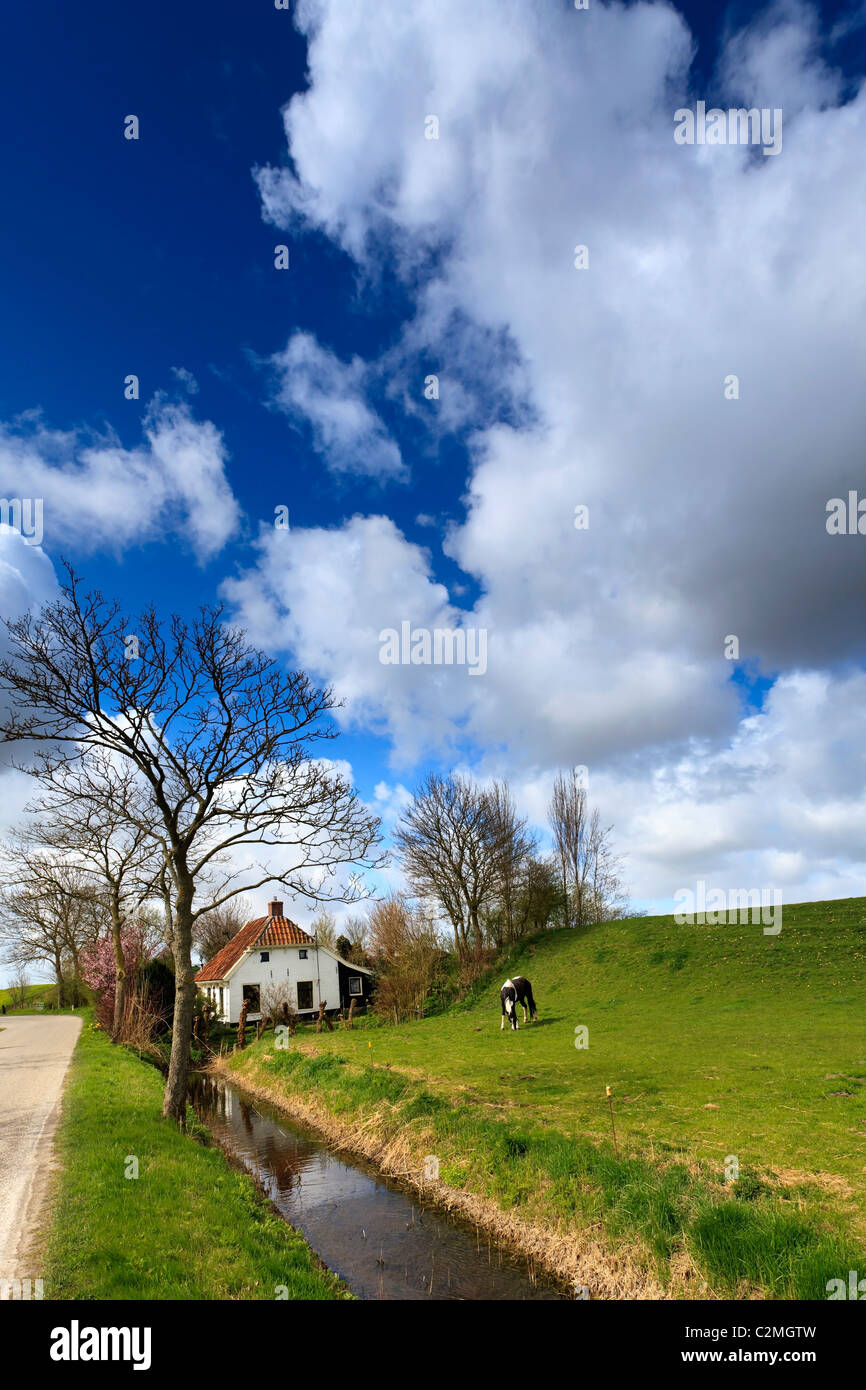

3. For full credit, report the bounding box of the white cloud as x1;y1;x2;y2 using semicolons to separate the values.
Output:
222;513;483;763
0;397;241;562
592;670;866;908
268;332;404;479
230;0;866;906
0;525;58;618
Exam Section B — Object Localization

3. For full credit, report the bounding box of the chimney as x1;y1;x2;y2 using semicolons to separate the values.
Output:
267;899;283;918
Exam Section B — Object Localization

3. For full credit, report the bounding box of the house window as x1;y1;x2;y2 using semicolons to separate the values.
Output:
348;976;363;996
243;983;261;1013
260;951;269;962
297;981;314;1011
299;949;308;959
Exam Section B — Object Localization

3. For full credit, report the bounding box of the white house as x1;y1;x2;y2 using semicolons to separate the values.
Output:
194;899;373;1024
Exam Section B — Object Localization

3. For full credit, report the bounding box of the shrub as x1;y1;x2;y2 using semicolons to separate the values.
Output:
137;957;175;1032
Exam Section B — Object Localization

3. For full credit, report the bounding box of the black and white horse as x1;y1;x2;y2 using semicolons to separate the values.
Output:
500;976;537;1030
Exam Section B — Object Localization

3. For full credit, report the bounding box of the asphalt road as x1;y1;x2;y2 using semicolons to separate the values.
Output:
0;1013;82;1289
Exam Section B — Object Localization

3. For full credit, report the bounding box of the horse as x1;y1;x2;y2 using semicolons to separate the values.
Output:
500;976;537;1030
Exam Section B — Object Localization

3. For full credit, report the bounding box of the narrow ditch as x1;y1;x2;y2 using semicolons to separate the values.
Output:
189;1071;567;1301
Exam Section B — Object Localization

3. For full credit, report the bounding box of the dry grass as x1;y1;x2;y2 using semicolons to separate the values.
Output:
209;1055;694;1300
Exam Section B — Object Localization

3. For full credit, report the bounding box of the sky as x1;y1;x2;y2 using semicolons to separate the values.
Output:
1;0;866;979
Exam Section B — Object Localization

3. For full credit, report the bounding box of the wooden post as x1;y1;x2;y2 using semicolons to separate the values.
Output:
348;998;356;1030
237;1000;249;1050
202;1002;211;1049
316;1000;334;1033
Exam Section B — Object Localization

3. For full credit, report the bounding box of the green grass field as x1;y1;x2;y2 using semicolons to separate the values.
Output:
43;1019;350;1300
228;896;866;1298
0;982;90;1017
0;982;56;1010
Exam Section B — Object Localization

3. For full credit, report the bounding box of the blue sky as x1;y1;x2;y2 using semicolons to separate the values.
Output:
2;0;866;959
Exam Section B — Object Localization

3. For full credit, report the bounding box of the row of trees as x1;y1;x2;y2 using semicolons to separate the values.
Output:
319;773;627;1022
394;771;625;966
0;845;164;1013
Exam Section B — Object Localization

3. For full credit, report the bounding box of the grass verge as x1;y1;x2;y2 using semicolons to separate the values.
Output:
42;1019;351;1300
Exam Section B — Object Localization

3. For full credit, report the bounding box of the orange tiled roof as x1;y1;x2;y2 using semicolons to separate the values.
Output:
258;917;315;947
195;913;313;982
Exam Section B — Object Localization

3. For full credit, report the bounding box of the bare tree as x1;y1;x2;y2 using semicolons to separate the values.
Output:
195;895;253;966
588;822;628;923
395;773;502;961
309;908;337;951
396;774;536;958
9;968;30;1010
366;896;443;1021
482;780;537;947
260;979;297;1032
548;772;625;927
515;855;566;934
336;912;369;964
0;857;101;1007
14;750;163;1034
0;567;382;1122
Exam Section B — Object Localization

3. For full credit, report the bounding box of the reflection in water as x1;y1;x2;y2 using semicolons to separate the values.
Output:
190;1072;565;1302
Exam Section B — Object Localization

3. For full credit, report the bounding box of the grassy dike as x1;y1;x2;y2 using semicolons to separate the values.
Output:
42;1020;351;1300
219;901;866;1301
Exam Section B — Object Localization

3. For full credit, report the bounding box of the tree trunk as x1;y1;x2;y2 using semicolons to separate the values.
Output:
54;952;64;1009
70;945;82;1007
162;887;196;1124
110;911;127;1039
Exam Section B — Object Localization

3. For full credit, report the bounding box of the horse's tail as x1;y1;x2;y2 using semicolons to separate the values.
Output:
526;982;537;1018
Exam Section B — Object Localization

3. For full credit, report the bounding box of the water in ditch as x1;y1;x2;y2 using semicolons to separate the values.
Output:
189;1071;567;1301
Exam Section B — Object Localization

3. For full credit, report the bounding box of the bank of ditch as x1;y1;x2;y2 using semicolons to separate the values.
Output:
217;1034;862;1301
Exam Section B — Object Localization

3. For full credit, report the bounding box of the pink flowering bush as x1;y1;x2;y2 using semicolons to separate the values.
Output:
79;922;156;1030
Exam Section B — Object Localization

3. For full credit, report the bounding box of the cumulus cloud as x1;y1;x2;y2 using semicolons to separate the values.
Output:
587;670;866;909
268;332;404;479
0;396;241;561
232;0;866;905
222;514;487;763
